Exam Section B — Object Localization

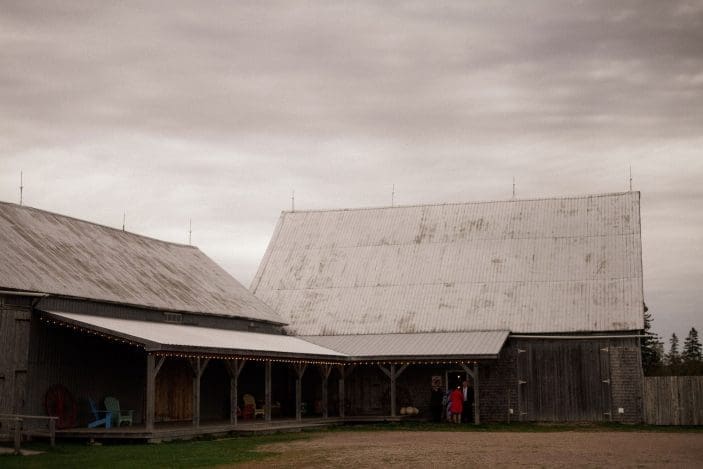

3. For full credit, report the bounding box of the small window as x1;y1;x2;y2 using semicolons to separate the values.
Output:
164;312;182;323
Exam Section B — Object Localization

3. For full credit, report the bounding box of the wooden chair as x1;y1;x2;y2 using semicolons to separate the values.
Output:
104;397;134;427
87;398;112;429
242;394;264;419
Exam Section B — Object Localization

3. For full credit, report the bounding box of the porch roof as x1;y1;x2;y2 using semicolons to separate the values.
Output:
42;311;344;360
300;330;510;360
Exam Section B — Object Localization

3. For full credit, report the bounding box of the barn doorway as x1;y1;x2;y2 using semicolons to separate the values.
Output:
445;370;468;391
444;368;477;424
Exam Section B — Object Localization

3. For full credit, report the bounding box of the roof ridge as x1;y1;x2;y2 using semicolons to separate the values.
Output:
281;191;638;215
0;200;197;249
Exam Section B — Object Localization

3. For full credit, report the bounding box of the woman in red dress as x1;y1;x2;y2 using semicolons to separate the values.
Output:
449;385;464;423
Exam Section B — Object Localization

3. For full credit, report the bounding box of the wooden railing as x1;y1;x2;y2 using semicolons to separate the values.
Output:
0;414;58;454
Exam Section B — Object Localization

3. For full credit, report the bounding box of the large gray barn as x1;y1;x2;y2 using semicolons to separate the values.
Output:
251;191;645;423
0;201;343;437
0;191;645;440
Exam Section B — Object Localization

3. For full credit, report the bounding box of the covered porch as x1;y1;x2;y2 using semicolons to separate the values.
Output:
31;311;508;440
37;311;347;431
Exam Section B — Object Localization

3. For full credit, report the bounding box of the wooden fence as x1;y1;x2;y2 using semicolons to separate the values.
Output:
644;376;703;425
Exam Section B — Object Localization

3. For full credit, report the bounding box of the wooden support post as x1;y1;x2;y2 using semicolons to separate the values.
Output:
337;365;345;418
294;363;307;421
265;360;272;422
145;354;165;432
13;418;21;455
460;362;480;424
225;359;246;426
338;365;354;418
189;358;210;428
473;363;480;424
49;417;56;447
390;364;397;417
379;364;409;417
319;364;332;419
192;358;200;428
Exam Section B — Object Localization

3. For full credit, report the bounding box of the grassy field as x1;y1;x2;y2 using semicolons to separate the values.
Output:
1;422;701;468
0;432;310;469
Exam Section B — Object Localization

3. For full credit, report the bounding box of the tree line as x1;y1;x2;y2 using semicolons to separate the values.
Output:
641;304;702;376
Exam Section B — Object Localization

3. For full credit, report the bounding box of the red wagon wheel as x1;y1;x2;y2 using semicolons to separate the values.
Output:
44;384;77;429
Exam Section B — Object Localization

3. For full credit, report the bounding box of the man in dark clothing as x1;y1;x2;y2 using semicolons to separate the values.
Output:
461;379;474;424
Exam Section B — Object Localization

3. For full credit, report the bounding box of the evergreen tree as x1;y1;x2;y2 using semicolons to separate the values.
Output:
683;328;702;361
654;340;665;370
640;303;663;374
667;333;681;371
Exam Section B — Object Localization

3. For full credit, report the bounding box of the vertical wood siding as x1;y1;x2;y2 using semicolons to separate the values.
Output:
644;376;703;425
0;304;32;414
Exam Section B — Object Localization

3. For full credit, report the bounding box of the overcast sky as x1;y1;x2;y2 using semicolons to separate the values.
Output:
1;1;701;344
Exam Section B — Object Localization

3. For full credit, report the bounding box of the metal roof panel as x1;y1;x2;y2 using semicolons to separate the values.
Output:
45;311;340;357
253;192;644;334
0;202;284;324
301;330;509;358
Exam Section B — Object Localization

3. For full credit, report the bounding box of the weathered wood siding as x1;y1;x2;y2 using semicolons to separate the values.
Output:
0;296;33;415
155;359;193;422
342;338;643;423
513;338;642;423
25;315;146;424
644;376;703;425
516;339;611;422
36;297;284;334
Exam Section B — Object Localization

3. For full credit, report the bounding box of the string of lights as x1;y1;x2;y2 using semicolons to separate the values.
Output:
41;315;480;366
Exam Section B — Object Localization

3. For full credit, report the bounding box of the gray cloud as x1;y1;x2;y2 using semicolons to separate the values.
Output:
1;0;702;342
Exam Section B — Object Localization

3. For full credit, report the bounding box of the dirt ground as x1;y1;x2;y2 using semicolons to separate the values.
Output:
229;431;703;468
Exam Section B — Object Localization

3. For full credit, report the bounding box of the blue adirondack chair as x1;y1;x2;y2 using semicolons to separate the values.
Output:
88;398;112;428
104;396;133;427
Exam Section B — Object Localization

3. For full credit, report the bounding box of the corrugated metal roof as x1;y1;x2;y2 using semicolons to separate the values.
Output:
252;192;644;335
0;202;284;324
45;311;342;357
301;331;509;359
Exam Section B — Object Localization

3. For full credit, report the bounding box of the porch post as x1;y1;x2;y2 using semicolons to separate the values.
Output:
145;354;165;432
319;364;332;418
225;359;246;426
473;362;480;424
190;358;210;428
337;365;345;418
294;363;307;421
379;364;409;417
461;362;480;424
265;360;272;422
390;364;397;417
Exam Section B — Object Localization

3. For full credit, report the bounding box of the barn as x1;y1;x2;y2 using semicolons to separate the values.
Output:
0;201;346;440
251;191;646;423
0;190;645;441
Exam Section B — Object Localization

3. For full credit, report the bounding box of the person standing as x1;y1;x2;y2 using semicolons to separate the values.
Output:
461;379;475;424
449;385;463;423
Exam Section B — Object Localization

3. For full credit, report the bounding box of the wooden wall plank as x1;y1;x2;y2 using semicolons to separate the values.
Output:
644;376;703;425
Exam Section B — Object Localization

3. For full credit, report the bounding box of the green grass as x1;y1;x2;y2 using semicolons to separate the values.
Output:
1;422;701;468
0;432;310;469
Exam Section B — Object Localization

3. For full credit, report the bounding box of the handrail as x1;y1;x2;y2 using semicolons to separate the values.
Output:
0;414;57;448
0;414;58;421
